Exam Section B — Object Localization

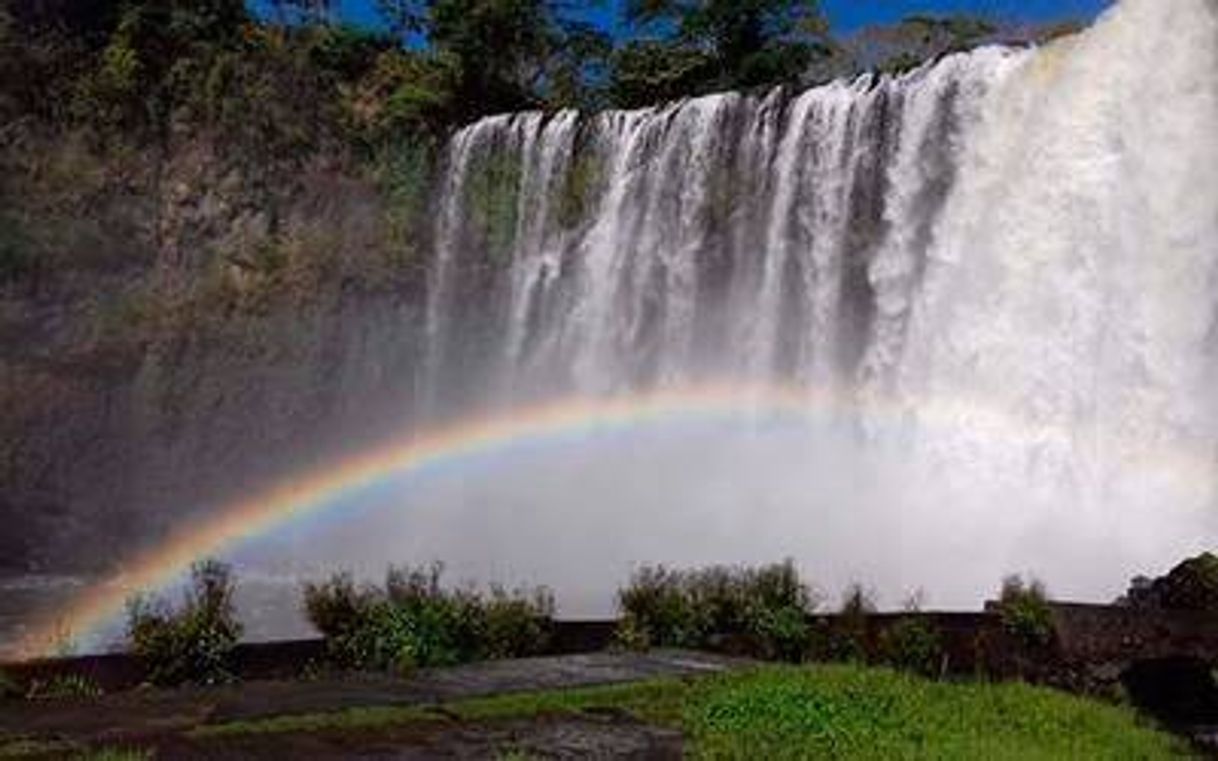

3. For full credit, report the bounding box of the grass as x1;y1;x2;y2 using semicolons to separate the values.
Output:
191;664;1193;758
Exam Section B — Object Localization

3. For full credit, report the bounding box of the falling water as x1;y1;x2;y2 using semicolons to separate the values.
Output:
415;0;1218;605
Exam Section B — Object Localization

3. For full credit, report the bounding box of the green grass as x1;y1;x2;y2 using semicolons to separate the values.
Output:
683;667;1190;760
191;664;1192;758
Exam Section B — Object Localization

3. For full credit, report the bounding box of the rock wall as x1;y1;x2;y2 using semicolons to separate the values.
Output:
0;131;428;572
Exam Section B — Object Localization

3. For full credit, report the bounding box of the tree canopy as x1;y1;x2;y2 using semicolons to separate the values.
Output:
0;0;1057;148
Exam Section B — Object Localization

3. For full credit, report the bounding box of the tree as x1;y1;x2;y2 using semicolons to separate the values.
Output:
618;0;832;99
1124;552;1218;612
850;14;997;74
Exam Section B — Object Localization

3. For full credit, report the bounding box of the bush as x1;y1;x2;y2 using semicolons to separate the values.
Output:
616;560;818;661
303;564;554;673
1126;552;1218;611
998;575;1054;649
880;617;943;678
819;583;876;663
25;673;104;700
617;565;699;648
483;585;556;660
126;559;243;687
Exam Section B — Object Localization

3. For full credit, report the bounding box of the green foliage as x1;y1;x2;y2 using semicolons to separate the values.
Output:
611;613;653;652
24;673;104;701
879;617;943;678
616;560;818;661
617;565;700;647
1149;552;1218;611
903;14;997;51
429;0;600;118
371;138;437;275
683;665;1189;759
817;583;875;663
126;558;243;686
482;585;556;659
303;564;554;673
617;0;831;100
2;0;1010;152
998;574;1054;649
610;40;716;108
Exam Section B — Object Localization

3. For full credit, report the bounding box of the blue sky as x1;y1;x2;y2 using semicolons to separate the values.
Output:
297;0;1113;36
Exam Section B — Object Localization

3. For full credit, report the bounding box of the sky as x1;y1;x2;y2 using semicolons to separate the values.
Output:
300;0;1115;37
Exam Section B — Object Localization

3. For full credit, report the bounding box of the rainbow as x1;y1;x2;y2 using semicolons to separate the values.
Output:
13;382;1214;659
15;383;826;658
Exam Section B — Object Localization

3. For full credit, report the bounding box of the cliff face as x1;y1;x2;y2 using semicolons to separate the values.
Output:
0;131;430;572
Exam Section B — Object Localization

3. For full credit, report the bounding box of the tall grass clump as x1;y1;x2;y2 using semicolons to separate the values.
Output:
616;560;818;661
126;559;243;686
303;563;554;674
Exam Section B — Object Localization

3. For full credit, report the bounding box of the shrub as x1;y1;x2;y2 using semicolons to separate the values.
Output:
998;574;1054;649
126;559;243;686
820;583;876;663
25;673;103;700
616;560;817;661
483;585;555;660
303;564;554;673
617;565;699;648
610;613;651;652
880;617;943;678
1127;552;1218;611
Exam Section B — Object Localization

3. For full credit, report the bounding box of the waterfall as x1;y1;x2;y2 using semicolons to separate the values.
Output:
415;0;1218;603
426;51;1018;402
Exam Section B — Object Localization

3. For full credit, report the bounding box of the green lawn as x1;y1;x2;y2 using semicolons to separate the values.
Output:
196;664;1194;759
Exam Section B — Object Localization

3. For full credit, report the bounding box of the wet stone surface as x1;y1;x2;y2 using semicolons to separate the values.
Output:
0;650;746;758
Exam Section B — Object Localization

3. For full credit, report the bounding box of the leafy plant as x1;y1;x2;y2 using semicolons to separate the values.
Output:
998;574;1054;649
616;560;817;661
1127;552;1218;611
482;585;555;660
617;565;700;648
819;583;876;663
126;558;243;686
879;617;943;678
303;564;554;673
